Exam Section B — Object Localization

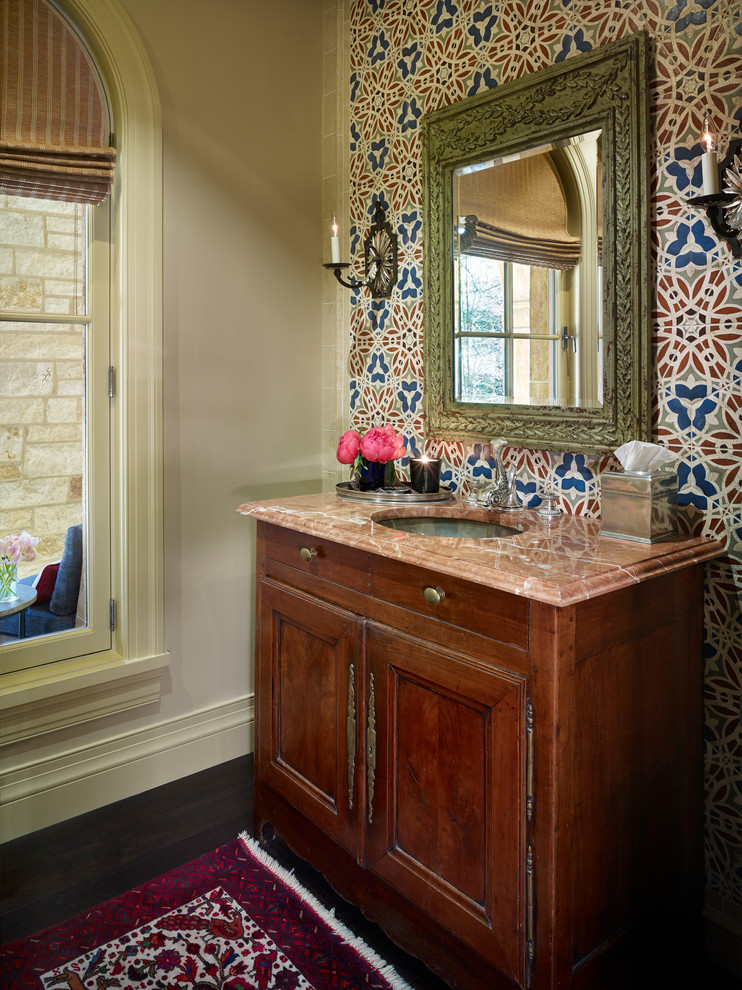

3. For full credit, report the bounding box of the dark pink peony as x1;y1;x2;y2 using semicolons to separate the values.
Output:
336;429;361;464
359;425;406;462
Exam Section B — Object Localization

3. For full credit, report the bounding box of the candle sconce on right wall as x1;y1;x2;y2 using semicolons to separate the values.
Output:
687;124;742;257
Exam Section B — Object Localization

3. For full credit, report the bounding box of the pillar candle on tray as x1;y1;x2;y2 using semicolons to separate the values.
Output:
410;455;441;494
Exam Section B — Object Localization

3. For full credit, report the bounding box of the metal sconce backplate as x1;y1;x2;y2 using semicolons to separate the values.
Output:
364;202;398;298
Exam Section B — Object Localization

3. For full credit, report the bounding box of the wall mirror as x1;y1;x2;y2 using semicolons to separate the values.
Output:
422;33;650;455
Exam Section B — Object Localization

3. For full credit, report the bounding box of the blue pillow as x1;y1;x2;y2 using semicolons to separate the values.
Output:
50;524;83;616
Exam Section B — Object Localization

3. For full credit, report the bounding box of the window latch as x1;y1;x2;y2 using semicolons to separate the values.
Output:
561;326;576;353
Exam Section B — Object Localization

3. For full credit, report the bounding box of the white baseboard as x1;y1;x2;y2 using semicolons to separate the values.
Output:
0;694;254;842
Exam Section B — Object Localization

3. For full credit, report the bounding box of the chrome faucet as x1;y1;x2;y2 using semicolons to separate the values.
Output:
499;464;523;512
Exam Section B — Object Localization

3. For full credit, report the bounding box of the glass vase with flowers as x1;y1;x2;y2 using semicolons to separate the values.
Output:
337;424;407;491
0;531;39;601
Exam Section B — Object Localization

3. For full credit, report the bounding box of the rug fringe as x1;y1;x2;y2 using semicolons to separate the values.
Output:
238;832;416;990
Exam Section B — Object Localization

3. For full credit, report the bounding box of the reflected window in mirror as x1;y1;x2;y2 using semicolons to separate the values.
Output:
455;256;555;404
452;130;603;410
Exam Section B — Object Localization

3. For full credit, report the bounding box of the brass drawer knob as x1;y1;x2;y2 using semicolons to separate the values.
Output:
423;585;445;605
299;546;318;561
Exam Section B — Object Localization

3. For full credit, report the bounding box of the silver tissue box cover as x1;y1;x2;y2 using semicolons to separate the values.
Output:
599;470;678;543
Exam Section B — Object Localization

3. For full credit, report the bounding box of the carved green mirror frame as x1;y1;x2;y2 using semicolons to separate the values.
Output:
422;33;650;455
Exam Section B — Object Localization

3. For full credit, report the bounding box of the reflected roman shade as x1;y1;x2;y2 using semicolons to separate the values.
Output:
458;154;581;270
0;0;115;204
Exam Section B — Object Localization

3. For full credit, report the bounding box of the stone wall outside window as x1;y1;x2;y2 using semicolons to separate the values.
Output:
0;195;85;578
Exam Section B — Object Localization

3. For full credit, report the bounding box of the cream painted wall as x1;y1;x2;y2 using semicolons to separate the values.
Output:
121;0;324;713
2;0;324;829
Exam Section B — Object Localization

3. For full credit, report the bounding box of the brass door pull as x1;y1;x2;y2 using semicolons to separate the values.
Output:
423;586;445;605
347;664;356;809
299;547;318;561
367;673;376;824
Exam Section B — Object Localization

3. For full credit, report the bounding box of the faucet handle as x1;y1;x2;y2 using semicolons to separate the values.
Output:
538;493;561;517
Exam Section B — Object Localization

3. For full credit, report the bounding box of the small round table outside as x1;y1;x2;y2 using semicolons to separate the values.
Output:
0;586;37;638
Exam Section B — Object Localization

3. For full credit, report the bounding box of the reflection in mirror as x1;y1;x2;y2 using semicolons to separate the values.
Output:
453;131;602;409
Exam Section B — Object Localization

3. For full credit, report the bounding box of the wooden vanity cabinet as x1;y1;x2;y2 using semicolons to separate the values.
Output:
253;521;705;990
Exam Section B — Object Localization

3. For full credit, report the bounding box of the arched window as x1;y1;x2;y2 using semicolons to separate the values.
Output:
1;0;113;668
0;0;168;742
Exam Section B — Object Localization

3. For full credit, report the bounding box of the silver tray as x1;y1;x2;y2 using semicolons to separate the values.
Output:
335;482;454;504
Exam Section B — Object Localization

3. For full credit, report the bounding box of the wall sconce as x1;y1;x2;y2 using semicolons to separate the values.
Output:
324;202;398;298
688;115;742;257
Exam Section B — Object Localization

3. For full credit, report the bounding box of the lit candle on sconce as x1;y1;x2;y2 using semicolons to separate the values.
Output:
409;454;441;494
700;112;719;196
330;216;341;263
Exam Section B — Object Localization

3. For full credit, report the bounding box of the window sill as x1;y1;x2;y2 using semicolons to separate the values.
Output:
0;651;170;745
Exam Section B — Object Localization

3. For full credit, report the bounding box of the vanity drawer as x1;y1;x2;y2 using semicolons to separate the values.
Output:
262;523;370;594
370;555;528;651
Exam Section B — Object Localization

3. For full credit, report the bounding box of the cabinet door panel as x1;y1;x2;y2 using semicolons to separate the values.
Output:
366;623;527;985
258;579;360;855
396;675;487;903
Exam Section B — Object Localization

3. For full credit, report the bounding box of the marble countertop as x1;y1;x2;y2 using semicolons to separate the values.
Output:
236;492;724;607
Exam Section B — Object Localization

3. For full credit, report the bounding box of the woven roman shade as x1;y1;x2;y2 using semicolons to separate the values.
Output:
458;154;581;271
0;0;115;204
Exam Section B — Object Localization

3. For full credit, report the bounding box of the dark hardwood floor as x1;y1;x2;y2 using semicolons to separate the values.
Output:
0;756;254;950
1;755;740;990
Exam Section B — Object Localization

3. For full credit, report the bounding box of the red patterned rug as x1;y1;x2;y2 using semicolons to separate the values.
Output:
1;833;412;990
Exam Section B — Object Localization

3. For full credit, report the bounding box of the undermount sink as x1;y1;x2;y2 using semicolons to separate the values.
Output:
376;516;523;539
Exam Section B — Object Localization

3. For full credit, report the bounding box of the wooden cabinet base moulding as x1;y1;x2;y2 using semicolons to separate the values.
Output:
252;520;711;990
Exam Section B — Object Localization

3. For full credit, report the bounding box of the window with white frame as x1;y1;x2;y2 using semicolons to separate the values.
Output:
0;0;168;744
0;194;111;671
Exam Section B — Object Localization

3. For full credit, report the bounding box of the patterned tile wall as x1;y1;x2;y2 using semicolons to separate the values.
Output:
344;0;742;936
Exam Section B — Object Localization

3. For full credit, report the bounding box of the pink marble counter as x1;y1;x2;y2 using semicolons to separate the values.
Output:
236;492;724;607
